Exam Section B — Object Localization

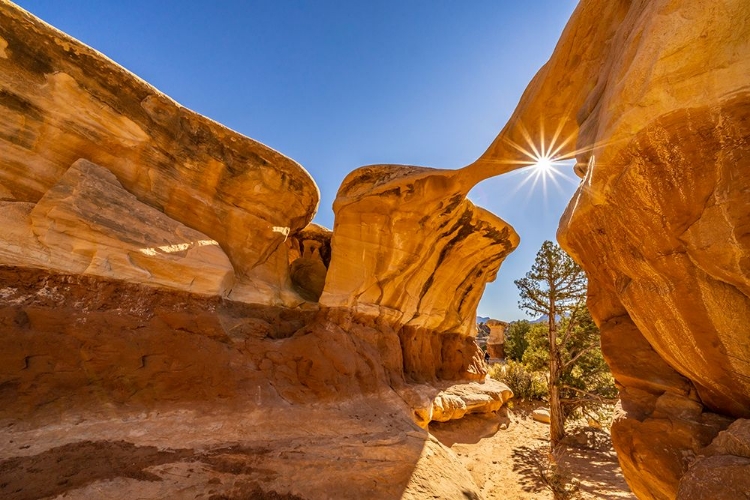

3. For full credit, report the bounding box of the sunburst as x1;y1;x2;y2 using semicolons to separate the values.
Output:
464;112;619;205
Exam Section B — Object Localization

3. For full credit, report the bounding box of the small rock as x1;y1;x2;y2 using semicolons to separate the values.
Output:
532;408;551;424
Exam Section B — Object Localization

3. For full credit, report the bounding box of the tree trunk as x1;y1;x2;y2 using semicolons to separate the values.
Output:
548;301;565;448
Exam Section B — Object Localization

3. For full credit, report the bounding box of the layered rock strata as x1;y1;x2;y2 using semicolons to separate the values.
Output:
0;1;518;498
0;266;489;499
1;159;234;296
0;1;318;305
473;0;750;497
321;165;519;382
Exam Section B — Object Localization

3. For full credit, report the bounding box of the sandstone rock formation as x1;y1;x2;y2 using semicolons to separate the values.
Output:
1;159;234;296
0;1;318;305
287;223;331;302
0;2;517;498
676;419;750;499
399;379;513;427
472;0;750;497
321;165;519;382
485;319;507;360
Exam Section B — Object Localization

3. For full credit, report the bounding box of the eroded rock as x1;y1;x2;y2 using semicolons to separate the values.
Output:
399;379;513;428
485;319;507;360
473;0;750;497
0;159;234;296
321;165;519;382
0;2;522;497
0;2;318;304
287;223;331;302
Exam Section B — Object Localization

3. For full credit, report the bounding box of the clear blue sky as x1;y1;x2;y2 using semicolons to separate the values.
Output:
16;0;580;321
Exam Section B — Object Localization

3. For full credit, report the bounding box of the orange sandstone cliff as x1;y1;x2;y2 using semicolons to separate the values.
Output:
475;0;750;498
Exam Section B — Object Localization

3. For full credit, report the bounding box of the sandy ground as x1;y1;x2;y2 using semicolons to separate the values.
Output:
0;394;635;499
430;402;636;500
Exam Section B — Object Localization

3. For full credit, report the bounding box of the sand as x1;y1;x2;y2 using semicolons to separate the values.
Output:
429;402;636;499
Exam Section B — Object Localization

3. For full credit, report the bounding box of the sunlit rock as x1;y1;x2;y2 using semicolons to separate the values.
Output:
0;2;318;304
485;319;507;360
321;165;519;381
0;2;521;497
398;379;513;427
475;0;750;497
1;159;234;295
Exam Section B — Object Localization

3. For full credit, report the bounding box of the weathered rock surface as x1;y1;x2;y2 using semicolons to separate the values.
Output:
0;1;318;304
287;223;331;302
0;2;521;497
675;418;750;500
1;159;234;296
0;267;488;499
474;0;750;497
485;319;507;360
0;393;479;500
399;379;513;427
321;165;519;382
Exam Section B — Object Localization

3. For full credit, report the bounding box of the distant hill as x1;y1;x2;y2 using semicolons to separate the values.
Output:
476;316;490;324
530;314;561;324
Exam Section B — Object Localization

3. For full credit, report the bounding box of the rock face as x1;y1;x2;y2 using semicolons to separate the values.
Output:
0;1;318;305
287;223;332;302
676;419;750;500
474;0;750;497
321;165;519;382
0;266;485;499
1;159;234;296
485;319;507;359
0;2;517;498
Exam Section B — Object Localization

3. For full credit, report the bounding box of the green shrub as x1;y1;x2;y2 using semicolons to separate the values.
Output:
490;360;548;401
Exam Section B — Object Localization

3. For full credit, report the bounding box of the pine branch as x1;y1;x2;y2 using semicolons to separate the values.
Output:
559;300;584;347
562;344;599;371
559;385;614;403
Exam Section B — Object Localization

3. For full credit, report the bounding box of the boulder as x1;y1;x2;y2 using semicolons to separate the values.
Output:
398;379;513;427
532;409;551;424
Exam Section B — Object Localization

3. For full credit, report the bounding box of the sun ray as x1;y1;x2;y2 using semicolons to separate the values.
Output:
547;113;570;158
517;121;543;159
503;135;539;162
548;132;577;159
539;119;546;158
481;116;612;208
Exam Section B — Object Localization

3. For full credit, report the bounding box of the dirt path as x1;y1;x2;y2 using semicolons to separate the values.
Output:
429;403;636;499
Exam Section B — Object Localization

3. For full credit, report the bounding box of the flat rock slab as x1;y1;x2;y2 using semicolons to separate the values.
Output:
1;159;234;296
